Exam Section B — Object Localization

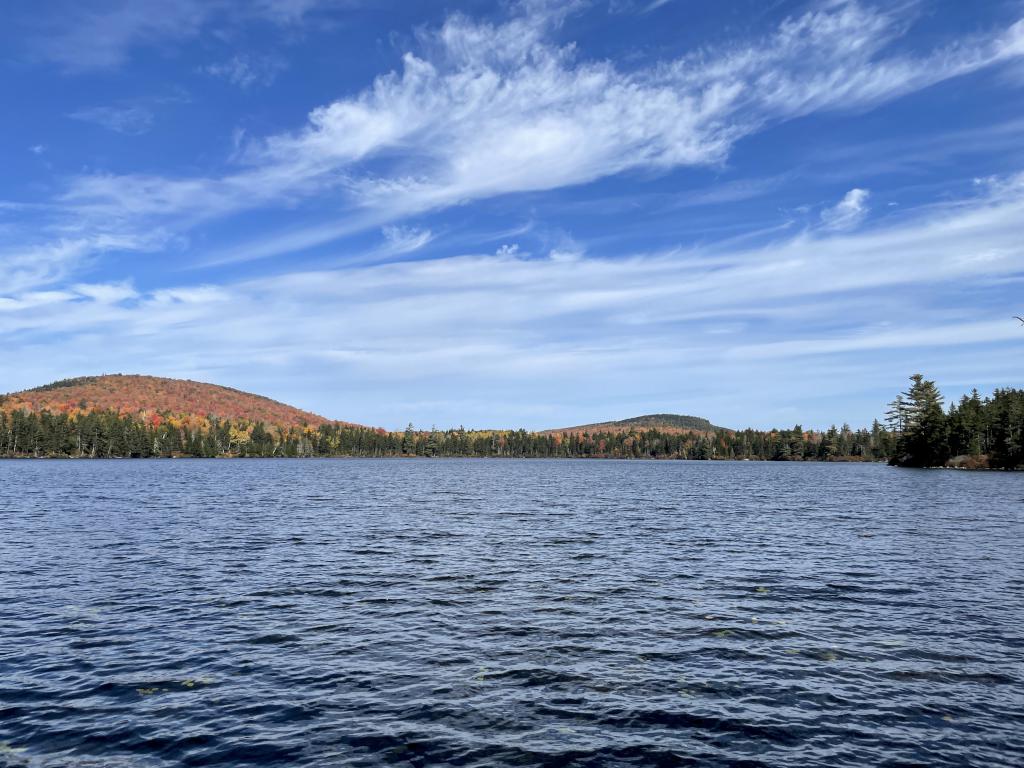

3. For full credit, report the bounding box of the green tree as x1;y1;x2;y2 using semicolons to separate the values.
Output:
892;374;949;467
885;394;907;434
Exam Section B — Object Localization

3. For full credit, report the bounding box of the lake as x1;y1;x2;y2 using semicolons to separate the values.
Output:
0;459;1022;767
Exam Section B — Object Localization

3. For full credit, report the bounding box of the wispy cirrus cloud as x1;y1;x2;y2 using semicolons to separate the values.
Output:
202;54;288;88
642;0;673;14
23;0;340;73
380;225;433;255
69;105;155;135
0;232;164;294
821;188;870;230
4;170;1023;427
726;320;1023;361
255;1;1024;215
31;0;214;72
54;1;1024;267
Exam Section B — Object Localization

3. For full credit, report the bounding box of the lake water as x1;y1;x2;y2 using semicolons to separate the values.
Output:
1;459;1022;767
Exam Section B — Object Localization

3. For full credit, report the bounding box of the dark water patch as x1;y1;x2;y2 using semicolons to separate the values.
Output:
880;669;1018;685
242;633;301;645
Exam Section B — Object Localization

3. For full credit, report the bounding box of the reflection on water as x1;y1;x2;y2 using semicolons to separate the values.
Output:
0;459;1022;767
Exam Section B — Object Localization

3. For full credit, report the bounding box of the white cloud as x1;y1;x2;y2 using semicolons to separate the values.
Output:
643;0;673;13
35;0;213;72
10;3;1024;427
69;105;155;135
203;54;288;89
30;0;336;72
821;188;870;230
55;2;1024;266
0;290;77;313
272;1;1023;218
2;241;100;294
149;286;232;305
3;172;1023;428
726;320;1023;360
254;0;340;24
0;233;166;294
72;282;139;304
973;170;1024;196
381;225;433;254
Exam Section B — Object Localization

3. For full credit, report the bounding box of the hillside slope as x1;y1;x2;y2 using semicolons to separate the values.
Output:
544;413;725;434
0;374;349;428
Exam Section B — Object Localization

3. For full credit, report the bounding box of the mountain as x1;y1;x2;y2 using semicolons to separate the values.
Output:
544;413;725;434
0;374;351;428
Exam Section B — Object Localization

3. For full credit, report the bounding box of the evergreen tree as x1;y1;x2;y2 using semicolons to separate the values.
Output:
885;394;907;434
892;374;949;467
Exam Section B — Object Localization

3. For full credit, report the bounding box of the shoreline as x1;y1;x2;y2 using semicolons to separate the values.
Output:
6;454;1017;469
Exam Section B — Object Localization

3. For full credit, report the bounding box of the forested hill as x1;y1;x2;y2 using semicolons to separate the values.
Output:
0;374;351;429
545;413;722;434
2;373;1018;467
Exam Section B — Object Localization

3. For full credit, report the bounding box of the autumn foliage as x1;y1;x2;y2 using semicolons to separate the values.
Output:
543;413;722;436
0;374;355;429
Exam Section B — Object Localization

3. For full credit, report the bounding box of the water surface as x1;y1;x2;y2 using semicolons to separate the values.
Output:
1;459;1022;766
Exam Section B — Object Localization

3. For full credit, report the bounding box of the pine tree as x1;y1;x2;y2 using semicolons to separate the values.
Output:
885;394;907;434
401;423;415;455
892;374;949;467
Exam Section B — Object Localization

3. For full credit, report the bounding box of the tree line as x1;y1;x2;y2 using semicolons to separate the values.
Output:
0;410;888;461
0;375;1019;467
886;374;1023;468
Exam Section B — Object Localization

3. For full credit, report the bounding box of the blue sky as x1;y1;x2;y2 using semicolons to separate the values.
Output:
2;0;1023;430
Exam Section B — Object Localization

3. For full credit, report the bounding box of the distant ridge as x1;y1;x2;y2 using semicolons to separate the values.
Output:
544;413;725;434
1;374;359;429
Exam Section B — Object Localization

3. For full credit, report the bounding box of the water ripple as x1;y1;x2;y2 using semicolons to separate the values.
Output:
1;459;1022;767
